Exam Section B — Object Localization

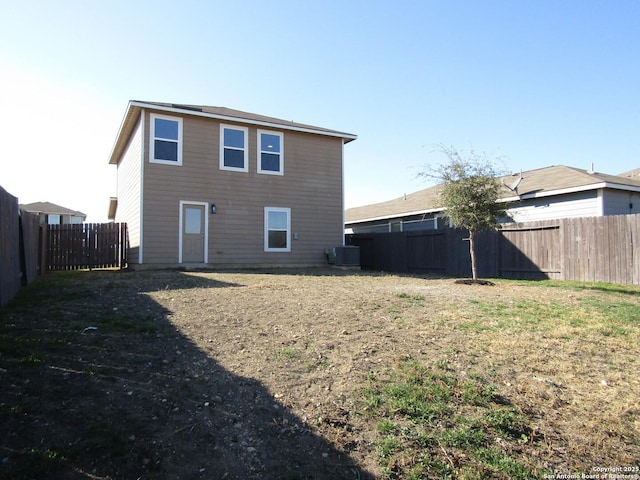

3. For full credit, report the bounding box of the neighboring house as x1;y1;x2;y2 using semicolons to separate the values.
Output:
620;168;640;179
346;165;640;233
20;201;86;225
108;100;357;267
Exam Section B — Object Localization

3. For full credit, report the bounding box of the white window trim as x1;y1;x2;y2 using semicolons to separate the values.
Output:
264;207;291;252
150;113;183;166
257;129;284;175
220;124;248;172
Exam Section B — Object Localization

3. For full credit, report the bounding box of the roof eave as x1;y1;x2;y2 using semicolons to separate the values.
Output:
108;101;142;165
108;197;117;221
129;101;357;142
345;207;445;225
498;181;640;203
108;101;356;165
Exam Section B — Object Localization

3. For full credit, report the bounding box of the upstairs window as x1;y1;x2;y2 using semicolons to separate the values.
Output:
258;130;283;175
220;125;248;172
150;114;182;165
264;207;291;252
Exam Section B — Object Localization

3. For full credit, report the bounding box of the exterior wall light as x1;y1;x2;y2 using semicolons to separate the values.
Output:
211;204;217;214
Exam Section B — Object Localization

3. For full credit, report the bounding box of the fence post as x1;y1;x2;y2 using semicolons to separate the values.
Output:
0;186;20;306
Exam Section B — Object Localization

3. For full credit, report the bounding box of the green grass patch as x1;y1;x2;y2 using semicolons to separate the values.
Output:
580;298;640;325
475;299;568;328
483;407;529;439
461;378;497;406
439;419;487;448
461;288;640;340
275;346;299;362
473;447;536;479
396;292;425;304
361;358;536;479
535;279;640;296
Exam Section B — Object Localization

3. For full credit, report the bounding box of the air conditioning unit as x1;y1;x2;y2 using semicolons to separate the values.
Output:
326;246;360;267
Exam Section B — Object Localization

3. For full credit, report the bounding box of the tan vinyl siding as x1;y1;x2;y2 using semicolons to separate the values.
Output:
115;119;143;263
140;111;344;265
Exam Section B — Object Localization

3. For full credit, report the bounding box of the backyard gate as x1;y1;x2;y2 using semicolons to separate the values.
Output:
48;223;128;271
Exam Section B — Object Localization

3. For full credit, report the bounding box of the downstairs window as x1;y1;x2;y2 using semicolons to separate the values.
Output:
264;207;291;252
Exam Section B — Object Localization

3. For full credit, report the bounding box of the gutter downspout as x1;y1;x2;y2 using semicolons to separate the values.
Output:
139;109;145;264
342;139;346;246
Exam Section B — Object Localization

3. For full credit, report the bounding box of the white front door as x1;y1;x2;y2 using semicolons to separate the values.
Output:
181;203;206;263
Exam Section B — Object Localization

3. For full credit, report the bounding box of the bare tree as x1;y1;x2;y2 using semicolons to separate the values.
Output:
418;146;507;280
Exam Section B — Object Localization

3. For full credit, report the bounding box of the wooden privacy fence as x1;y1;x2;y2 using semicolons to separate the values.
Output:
1;186;43;306
347;214;640;285
48;223;128;271
1;184;128;305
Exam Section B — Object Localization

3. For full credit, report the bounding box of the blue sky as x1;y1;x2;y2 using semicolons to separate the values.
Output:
1;0;638;222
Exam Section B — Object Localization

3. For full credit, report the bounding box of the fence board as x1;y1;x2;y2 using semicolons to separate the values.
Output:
47;223;128;271
407;231;447;274
475;230;499;278
562;218;577;281
0;186;20;306
348;214;640;285
19;210;42;285
606;216;617;283
589;217;601;282
628;215;640;285
0;188;43;307
500;223;560;279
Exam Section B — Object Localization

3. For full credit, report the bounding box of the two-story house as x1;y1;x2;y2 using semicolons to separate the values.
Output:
108;101;356;268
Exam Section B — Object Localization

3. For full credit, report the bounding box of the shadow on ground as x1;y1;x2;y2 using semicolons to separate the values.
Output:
0;270;374;479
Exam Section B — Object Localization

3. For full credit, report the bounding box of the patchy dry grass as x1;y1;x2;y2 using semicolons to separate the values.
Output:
0;270;639;479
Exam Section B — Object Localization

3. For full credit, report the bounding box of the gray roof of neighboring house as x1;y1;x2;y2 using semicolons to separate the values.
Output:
20;201;87;218
619;168;640;178
346;165;640;224
109;100;357;165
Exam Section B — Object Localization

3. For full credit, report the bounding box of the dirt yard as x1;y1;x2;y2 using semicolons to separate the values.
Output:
1;269;638;479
